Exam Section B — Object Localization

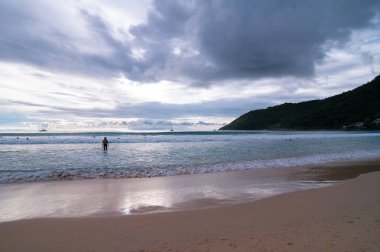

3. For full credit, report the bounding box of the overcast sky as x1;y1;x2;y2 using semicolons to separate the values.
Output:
1;0;379;131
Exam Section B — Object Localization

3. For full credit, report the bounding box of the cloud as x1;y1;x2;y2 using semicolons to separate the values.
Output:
5;74;330;122
131;0;380;84
1;117;224;131
0;0;379;86
124;119;224;131
0;1;132;78
7;98;271;119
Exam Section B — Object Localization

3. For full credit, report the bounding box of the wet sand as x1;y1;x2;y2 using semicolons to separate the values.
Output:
1;159;380;251
1;158;380;222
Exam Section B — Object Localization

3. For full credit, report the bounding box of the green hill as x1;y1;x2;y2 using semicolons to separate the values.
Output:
220;75;380;130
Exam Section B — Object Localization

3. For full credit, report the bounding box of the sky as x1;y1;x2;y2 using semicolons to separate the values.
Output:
0;0;380;132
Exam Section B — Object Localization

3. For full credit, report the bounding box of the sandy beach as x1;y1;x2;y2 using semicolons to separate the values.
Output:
1;160;380;251
2;0;380;250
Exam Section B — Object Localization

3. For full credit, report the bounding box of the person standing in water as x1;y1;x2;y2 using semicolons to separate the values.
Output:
102;137;109;151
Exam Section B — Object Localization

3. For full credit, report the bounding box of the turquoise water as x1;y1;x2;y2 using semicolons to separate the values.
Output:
1;130;380;183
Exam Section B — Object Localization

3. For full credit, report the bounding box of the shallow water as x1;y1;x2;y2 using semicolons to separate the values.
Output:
1;130;380;183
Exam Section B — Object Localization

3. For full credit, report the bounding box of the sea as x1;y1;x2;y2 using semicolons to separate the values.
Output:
1;130;380;184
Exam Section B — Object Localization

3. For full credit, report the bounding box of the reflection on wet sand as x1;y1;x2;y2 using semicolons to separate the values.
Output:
0;158;379;221
291;158;380;182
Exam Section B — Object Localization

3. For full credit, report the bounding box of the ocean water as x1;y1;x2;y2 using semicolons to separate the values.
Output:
1;130;380;183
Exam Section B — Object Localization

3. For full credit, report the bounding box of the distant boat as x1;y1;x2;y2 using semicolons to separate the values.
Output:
39;123;48;132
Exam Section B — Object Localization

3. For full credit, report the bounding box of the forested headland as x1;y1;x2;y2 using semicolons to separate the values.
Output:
221;76;380;130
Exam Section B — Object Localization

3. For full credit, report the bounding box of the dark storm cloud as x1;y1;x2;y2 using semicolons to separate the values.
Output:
133;0;380;84
0;0;379;84
0;2;133;78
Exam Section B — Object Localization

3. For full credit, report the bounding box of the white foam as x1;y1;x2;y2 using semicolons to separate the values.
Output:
1;150;379;183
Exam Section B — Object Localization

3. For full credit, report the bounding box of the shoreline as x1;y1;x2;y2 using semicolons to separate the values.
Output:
1;169;380;251
1;157;380;223
2;154;380;184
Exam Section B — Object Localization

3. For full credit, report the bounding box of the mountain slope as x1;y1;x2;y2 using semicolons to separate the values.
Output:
221;76;380;130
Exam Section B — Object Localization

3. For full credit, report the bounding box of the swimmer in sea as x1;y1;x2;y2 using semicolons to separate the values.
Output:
102;137;109;151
